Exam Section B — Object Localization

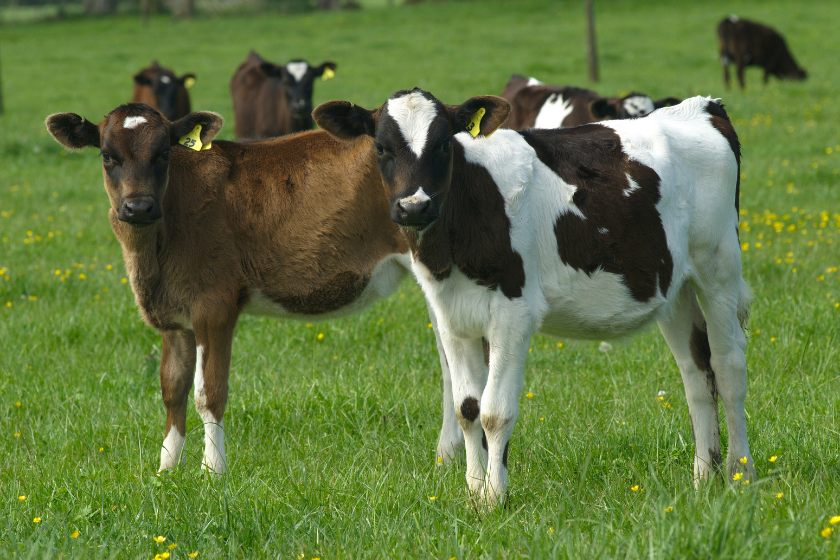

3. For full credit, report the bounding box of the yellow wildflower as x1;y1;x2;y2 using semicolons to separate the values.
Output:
739;456;747;464
18;495;25;500
317;333;324;340
821;527;833;538
631;485;639;492
830;516;840;525
122;278;128;284
437;457;443;464
732;472;743;481
525;392;533;398
33;517;41;523
665;506;673;513
154;536;167;543
557;342;563;348
188;553;198;558
776;492;783;498
429;496;437;501
71;529;80;538
549;527;555;534
769;456;777;462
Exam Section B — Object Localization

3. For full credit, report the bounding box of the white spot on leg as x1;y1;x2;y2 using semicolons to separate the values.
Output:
159;427;185;471
534;94;573;129
123;116;147;129
387;92;439;157
285;61;308;82
193;345;226;473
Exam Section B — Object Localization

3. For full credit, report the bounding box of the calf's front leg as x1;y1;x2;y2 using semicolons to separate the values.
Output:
193;317;237;474
428;304;463;466
159;329;197;471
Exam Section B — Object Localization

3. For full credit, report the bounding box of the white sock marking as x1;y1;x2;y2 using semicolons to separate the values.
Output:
193;345;226;473
123;116;147;129
159;428;185;471
387;92;439;158
286;61;308;82
534;94;573;129
622;96;655;118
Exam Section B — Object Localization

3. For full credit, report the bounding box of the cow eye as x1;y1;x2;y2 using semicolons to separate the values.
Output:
375;143;385;156
440;140;451;152
100;151;112;164
158;149;170;162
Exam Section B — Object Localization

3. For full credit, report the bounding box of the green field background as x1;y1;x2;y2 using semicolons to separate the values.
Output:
1;0;839;557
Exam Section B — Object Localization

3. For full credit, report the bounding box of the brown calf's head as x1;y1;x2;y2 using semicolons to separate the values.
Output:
134;61;196;121
589;93;681;121
260;59;337;120
45;104;222;227
315;88;509;230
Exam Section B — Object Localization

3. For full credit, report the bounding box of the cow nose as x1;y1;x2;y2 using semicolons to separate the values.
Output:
122;198;160;224
397;199;431;224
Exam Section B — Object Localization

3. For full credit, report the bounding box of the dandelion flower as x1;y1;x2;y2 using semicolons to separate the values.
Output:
821;527;833;538
429;496;437;501
437;457;443;464
317;333;324;340
733;473;743;481
15;401;21;407
18;495;26;501
557;342;563;348
33;517;41;523
525;392;533;399
154;536;167;543
739;456;748;464
14;432;20;437
121;278;128;284
776;492;783;499
428;323;433;328
71;529;80;538
769;456;778;462
631;485;639;492
830;516;840;525
188;553;198;558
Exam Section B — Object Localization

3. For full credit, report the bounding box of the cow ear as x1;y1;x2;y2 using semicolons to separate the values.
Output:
453;95;510;138
169;112;224;146
134;72;152;86
653;97;681;109
315;62;337;80
45;113;100;150
313;101;376;141
179;73;197;89
259;62;285;79
589;98;619;120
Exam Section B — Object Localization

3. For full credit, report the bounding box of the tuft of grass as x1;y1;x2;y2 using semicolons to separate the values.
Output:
1;0;839;557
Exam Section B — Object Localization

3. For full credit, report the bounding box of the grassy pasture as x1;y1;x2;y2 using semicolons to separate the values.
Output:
1;0;839;557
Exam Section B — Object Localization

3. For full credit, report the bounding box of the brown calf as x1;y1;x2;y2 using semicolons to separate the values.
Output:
45;103;447;474
500;74;680;131
230;50;337;138
132;61;196;121
717;16;807;89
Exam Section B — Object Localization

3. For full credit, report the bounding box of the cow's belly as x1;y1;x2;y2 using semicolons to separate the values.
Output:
538;265;669;340
244;253;410;322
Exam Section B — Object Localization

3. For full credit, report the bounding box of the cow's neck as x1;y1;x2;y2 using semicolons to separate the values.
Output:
408;143;526;299
110;209;165;319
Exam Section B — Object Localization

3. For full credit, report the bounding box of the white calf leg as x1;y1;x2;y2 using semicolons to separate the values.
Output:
444;335;490;496
428;306;463;465
159;427;186;471
658;285;721;484
194;345;227;474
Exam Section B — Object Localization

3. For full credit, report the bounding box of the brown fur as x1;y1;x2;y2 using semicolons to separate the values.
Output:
705;102;741;217
717;17;807;89
522;125;674;302
459;397;480;423
500;75;600;131
132;61;193;121
46;103;409;454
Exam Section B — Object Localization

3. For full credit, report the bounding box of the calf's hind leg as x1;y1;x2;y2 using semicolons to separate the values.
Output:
657;284;722;484
159;329;197;471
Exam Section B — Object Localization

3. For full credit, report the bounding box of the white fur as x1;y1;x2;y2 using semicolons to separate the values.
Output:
123;116;147;129
387;92;439;158
527;77;543;87
192;345;226;473
400;187;431;205
416;97;753;506
159;427;185;470
286;62;308;82
160;75;172;84
534;94;574;129
622;96;655;118
623;174;641;197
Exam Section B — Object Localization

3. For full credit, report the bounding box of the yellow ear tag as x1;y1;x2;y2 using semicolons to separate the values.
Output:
322;67;335;81
183;77;196;89
178;124;203;151
466;107;485;138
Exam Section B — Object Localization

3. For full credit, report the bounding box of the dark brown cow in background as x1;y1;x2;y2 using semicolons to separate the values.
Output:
230;50;337;138
717;16;807;89
500;74;680;131
132;61;195;121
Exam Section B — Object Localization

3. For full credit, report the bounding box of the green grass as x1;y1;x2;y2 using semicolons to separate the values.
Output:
1;0;840;557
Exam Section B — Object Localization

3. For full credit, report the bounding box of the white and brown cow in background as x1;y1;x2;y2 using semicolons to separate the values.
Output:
45;103;454;475
316;89;754;507
230;50;337;138
501;74;681;131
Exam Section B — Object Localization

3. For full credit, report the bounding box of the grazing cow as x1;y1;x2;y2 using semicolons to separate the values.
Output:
230;50;337;138
132;61;196;121
500;74;680;131
315;89;755;507
717;16;807;89
45;103;454;475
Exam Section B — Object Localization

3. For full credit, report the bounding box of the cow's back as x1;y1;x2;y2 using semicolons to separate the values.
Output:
501;74;599;131
230;53;269;138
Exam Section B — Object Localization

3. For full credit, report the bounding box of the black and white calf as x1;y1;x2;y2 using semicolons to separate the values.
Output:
315;90;754;506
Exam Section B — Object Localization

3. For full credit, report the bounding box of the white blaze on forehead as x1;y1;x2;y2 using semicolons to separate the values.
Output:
534;93;573;129
387;92;439;158
623;96;655;117
123;116;148;129
527;77;543;87
286;61;309;82
160;75;172;84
